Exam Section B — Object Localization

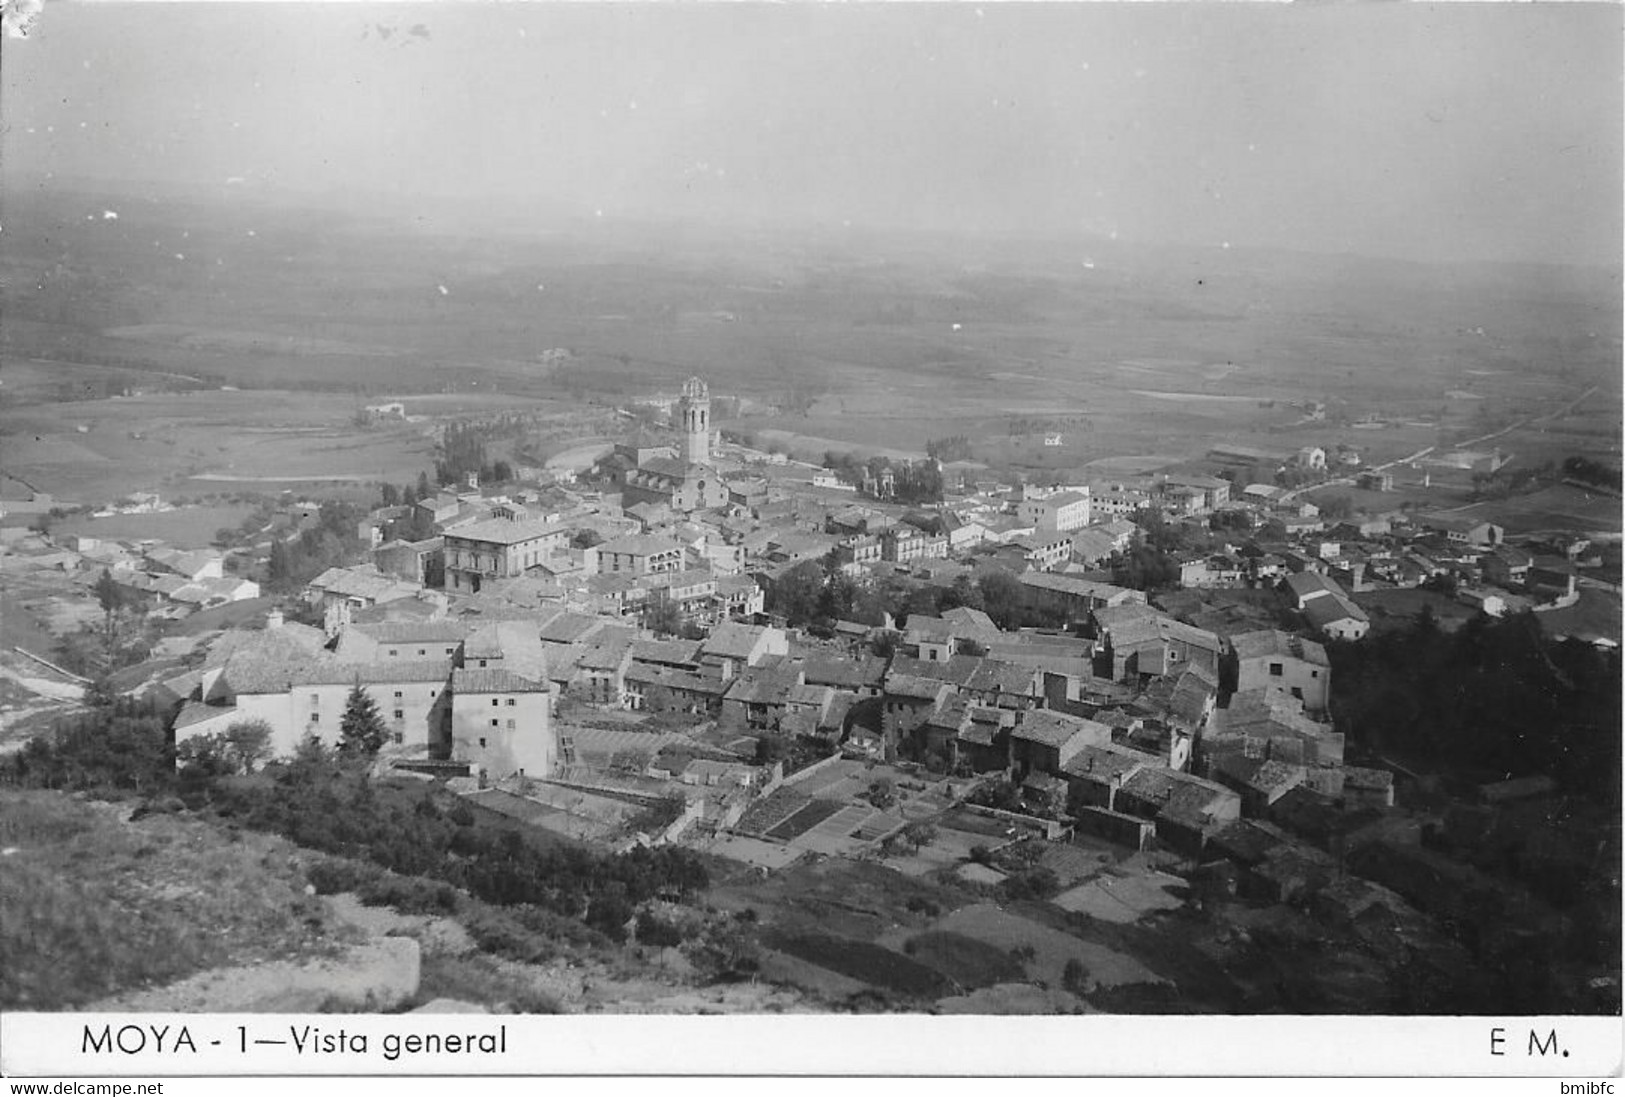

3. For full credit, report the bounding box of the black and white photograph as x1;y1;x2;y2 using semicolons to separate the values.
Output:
1;0;1620;1082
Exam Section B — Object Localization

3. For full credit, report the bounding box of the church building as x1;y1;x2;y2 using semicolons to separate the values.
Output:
619;377;731;513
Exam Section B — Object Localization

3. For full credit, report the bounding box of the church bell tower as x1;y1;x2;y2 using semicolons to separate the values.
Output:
680;376;711;466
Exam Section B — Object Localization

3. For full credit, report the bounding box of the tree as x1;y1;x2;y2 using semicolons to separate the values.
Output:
901;821;938;853
1062;957;1089;995
865;777;897;810
645;599;683;637
1318;493;1354;522
753;735;790;766
380;482;400;507
267;539;294;591
93;568;129;659
940;574;985;613
339;681;389;755
571;528;604;550
222;718;275;774
416;471;433;500
767;560;825;626
977;568;1026;630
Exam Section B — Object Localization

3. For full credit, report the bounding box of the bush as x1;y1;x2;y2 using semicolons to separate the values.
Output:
357;874;461;915
460;907;559;965
635;911;685;948
1001;867;1060;901
306;857;386;896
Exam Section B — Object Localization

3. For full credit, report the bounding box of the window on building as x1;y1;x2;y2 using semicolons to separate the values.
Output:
506;698;516;706
310;693;320;705
479;738;487;748
394;690;403;699
393;710;403;720
309;713;319;723
392;732;403;745
491;698;499;706
388;649;398;657
479;660;488;668
445;648;454;655
1291;687;1304;700
418;649;426;656
490;718;499;728
1269;662;1284;676
506;720;515;730
1311;670;1319;678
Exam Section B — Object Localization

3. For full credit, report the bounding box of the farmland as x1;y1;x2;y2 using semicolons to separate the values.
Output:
4;184;1618;508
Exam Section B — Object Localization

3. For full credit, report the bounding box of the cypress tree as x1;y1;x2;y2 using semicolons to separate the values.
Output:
339;680;389;755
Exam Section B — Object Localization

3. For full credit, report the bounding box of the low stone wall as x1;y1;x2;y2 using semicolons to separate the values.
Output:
962;803;1072;841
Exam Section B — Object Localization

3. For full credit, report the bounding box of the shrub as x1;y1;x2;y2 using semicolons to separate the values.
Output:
634;911;684;948
306;857;386;896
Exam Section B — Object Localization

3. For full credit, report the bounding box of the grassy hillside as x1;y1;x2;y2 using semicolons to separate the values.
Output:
0;789;355;1009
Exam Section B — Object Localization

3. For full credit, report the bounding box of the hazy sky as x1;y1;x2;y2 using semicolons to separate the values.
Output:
4;2;1620;266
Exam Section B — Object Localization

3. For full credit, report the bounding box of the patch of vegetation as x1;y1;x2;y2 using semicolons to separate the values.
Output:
0;789;346;1009
1329;610;1621;805
902;930;1024;989
763;930;952;999
412;952;564;1014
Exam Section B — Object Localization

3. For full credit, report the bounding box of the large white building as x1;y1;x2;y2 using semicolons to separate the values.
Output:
1017;488;1092;533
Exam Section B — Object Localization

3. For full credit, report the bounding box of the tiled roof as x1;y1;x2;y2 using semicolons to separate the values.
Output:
625;662;729;695
701;622;771;660
631;638;703;668
887;653;981;688
354;619;469;645
724;664;803;705
227;657;450;694
538;612;608;644
599;532;686;558
1061;744;1148;783
886;674;950;702
802;654;886;690
1229;629;1329;666
1012;709;1109;748
905;615;957;643
443;516;568;545
451;667;546;694
1019;571;1141;601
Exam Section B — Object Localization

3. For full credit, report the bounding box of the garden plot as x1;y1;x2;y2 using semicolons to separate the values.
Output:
932;903;1168;994
700;834;804;872
786;758;869;799
848;810;904;843
732;788;812;837
764;799;847;841
1039;843;1118;888
1052;870;1187;924
885;823;991;878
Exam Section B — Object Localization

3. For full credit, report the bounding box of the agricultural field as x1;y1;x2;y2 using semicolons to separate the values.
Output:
1449;482;1624;536
48;503;262;550
6;186;1615;509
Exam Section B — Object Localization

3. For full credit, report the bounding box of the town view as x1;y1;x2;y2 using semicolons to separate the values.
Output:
1;3;1620;1029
